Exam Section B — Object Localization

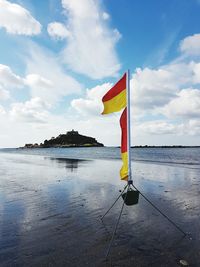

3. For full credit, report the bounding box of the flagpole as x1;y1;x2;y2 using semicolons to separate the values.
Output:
126;69;132;183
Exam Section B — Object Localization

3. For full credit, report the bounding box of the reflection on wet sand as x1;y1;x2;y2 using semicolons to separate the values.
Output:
0;152;199;266
48;157;90;172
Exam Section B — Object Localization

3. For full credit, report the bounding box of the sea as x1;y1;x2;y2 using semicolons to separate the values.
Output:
1;146;200;167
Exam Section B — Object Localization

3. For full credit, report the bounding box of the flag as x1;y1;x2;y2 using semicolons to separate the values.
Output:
101;72;129;181
120;108;128;180
102;73;126;114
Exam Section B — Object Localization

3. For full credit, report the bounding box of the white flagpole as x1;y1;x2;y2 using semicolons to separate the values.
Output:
126;69;132;183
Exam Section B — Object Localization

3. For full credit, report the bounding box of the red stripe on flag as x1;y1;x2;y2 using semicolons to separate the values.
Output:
102;73;126;102
120;107;127;153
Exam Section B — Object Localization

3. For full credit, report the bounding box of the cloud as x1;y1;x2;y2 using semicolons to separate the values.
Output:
10;97;49;123
102;12;110;20
0;63;55;105
0;64;24;88
0;0;41;35
180;33;200;56
71;60;197;117
60;0;121;79
137;118;200;138
25;74;53;89
68;31;200;145
132;61;199;112
185;119;200;135
2;24;200;146
192;62;200;83
0;64;23;101
47;22;71;40
71;83;111;116
161;88;200;119
0;57;81;106
24;42;82;104
0;86;10;100
132;67;177;110
0;105;6;114
137;120;179;135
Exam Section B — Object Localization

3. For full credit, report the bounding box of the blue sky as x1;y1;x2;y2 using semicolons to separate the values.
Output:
1;0;200;147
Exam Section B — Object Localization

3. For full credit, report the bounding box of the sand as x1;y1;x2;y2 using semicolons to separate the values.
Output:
0;152;199;266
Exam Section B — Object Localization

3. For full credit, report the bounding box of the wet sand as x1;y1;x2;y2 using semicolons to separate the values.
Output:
0;152;200;266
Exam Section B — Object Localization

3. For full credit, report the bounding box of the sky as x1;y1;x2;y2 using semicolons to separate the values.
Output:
1;0;200;147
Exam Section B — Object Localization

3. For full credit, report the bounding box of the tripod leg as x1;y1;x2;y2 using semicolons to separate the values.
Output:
101;184;128;220
131;184;186;236
105;185;130;259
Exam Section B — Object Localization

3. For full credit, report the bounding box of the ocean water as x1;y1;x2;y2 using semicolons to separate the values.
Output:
1;147;200;167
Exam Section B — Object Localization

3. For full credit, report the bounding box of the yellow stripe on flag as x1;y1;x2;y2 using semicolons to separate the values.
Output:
120;152;128;180
102;89;126;114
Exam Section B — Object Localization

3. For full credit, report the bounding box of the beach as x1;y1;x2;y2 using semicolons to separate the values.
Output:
0;149;200;266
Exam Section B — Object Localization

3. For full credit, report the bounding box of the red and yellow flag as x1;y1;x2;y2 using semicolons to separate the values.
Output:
102;73;126;114
101;72;128;181
120;108;128;180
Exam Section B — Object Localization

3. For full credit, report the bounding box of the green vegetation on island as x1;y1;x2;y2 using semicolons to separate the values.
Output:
23;130;104;148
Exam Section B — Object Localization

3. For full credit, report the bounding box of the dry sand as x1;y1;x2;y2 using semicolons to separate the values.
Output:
0;152;199;266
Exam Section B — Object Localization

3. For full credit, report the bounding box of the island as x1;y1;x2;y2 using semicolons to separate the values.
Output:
23;130;104;148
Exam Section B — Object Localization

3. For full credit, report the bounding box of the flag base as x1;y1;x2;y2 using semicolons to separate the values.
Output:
122;188;139;206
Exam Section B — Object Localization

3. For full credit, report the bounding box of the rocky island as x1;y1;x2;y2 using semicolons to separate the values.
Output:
23;130;104;148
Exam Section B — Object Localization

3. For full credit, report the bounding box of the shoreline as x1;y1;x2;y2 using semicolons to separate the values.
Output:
1;145;200;150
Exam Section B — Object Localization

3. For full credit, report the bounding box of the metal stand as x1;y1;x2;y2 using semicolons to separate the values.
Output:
101;184;128;220
105;184;130;259
131;184;186;236
101;70;186;260
102;181;187;259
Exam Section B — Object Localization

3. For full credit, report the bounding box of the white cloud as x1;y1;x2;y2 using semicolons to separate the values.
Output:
0;107;117;147
71;60;198;118
137;120;179;135
0;105;6;114
0;42;81;114
10;97;49;123
71;83;111;116
0;0;41;35
145;30;179;66
102;12;110;20
2;26;200;146
47;22;71;40
192;62;200;83
0;64;24;101
68;32;200;145
0;86;10;100
185;119;200;135
132;62;197;112
180;33;200;56
0;64;24;88
137;118;200;138
25;74;53;92
25;42;82;104
0;55;81;106
132;67;177;110
161;88;200;119
61;0;121;79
